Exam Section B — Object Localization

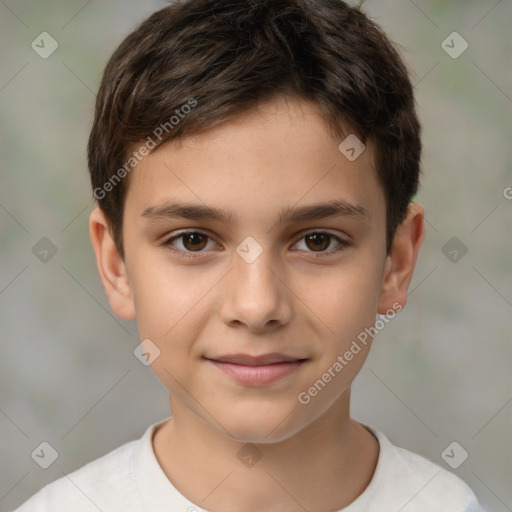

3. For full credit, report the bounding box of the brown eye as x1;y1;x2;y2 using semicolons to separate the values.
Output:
181;232;208;251
293;231;348;255
163;230;348;260
163;230;216;258
304;233;331;252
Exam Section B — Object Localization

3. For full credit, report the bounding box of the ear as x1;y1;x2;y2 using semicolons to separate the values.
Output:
377;203;425;314
89;207;136;320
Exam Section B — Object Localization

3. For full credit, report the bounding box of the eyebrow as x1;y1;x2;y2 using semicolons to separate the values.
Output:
141;199;370;228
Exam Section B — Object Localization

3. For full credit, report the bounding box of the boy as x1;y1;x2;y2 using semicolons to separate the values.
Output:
14;0;485;510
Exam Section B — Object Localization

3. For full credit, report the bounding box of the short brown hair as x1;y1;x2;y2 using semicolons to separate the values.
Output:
88;0;421;259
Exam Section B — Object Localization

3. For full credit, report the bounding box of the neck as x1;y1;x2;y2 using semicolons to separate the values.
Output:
152;389;379;512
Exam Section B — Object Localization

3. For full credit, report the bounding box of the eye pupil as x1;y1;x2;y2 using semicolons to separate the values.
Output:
305;233;330;251
183;232;207;251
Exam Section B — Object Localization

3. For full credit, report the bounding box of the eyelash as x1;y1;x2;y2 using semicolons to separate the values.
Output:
161;230;349;259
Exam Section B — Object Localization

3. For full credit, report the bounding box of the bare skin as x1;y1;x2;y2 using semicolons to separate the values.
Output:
90;95;424;511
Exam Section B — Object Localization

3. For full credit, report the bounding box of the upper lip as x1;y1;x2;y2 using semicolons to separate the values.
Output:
205;353;306;366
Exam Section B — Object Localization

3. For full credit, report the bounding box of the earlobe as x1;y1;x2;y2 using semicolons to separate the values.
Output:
89;207;136;320
377;203;425;314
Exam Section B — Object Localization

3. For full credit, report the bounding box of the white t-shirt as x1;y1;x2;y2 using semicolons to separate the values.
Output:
12;418;485;512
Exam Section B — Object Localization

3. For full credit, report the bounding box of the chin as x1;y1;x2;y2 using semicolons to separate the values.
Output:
219;406;310;445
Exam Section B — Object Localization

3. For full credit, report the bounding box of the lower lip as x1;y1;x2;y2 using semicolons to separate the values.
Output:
208;360;305;386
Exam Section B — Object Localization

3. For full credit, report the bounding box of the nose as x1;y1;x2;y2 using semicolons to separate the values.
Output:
218;243;292;332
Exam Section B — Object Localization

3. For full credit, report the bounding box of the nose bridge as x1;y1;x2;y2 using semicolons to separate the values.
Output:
236;240;277;292
220;235;290;330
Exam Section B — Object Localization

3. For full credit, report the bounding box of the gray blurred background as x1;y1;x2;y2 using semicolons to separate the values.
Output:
1;0;511;510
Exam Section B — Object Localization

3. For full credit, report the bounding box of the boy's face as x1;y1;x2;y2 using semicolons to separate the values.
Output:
90;96;423;443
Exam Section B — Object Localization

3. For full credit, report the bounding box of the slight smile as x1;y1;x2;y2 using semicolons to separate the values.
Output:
204;353;308;386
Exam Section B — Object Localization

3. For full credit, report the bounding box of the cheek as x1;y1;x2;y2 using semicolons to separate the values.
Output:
303;259;384;345
132;251;209;336
131;260;220;381
134;278;210;396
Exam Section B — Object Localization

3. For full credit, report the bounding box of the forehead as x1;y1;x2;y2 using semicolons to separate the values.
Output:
123;96;385;231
